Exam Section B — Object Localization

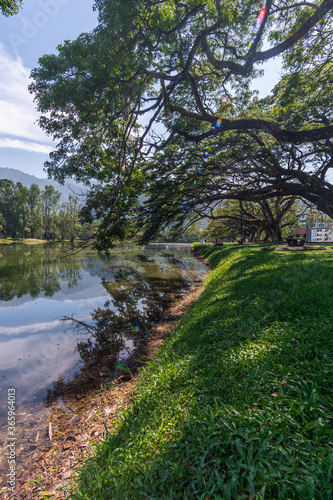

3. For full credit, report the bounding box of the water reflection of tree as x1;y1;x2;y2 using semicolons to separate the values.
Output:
68;271;188;368
49;252;192;400
0;244;83;300
100;257;190;321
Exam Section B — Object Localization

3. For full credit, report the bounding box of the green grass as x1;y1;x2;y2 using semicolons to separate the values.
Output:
69;244;333;499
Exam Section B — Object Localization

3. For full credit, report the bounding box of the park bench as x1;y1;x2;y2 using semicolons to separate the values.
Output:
286;227;309;247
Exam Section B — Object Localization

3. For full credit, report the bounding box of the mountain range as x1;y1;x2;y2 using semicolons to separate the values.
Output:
0;167;86;202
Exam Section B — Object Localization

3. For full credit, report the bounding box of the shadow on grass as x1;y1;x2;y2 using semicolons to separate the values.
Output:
71;246;333;500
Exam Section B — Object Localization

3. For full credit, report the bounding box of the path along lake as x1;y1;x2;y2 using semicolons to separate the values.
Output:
0;242;207;488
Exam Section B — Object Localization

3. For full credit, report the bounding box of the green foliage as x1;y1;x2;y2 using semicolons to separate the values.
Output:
0;0;22;16
69;245;333;499
0;243;82;301
203;198;302;242
42;185;61;240
29;0;333;250
28;184;43;239
13;183;31;238
301;206;333;229
159;219;207;243
0;178;83;241
0;179;16;236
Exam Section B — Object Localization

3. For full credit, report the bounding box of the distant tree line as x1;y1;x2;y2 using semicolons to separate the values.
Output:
0;179;87;241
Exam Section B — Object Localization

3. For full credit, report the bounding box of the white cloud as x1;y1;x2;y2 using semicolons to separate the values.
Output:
0;43;54;150
0;137;52;154
0;319;61;335
0;315;91;335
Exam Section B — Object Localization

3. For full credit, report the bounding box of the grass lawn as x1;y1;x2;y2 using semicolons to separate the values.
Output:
69;244;333;499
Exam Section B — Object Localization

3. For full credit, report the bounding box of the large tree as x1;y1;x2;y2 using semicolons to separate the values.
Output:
57;194;82;242
28;184;43;239
0;179;15;237
12;183;31;238
41;185;61;240
203;197;302;242
29;0;333;250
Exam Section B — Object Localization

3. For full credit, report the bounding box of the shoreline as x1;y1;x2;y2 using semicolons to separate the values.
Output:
0;239;50;244
18;257;209;499
68;244;333;498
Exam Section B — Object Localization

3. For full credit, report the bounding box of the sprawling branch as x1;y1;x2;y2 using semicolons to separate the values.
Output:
29;0;333;250
175;120;333;145
201;0;333;75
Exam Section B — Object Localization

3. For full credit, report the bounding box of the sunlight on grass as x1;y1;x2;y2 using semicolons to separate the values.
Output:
69;245;333;499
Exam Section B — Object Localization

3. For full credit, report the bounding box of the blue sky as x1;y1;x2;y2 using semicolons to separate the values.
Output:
0;0;98;178
0;1;282;179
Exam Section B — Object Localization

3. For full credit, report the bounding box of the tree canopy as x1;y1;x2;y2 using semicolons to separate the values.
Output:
29;0;333;250
0;179;83;241
0;0;22;16
202;197;303;242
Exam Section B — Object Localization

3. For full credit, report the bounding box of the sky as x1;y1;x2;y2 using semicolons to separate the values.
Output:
0;0;98;178
0;1;282;179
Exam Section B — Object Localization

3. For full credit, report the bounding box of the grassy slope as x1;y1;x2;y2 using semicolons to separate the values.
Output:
70;245;333;499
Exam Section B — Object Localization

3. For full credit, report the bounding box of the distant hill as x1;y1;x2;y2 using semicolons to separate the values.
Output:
0;167;86;202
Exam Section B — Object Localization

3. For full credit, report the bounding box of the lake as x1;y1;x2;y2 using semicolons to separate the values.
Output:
0;242;207;496
0;243;207;411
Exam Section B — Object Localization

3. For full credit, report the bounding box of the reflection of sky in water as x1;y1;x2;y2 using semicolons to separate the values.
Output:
0;244;207;407
0;254;119;403
0;295;110;337
0;269;112;405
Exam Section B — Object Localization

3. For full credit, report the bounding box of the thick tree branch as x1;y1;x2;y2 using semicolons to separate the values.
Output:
270;2;320;14
174;118;333;145
254;0;333;62
201;0;333;75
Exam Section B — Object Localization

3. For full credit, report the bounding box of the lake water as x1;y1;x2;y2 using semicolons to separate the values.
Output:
0;243;207;411
0;242;207;496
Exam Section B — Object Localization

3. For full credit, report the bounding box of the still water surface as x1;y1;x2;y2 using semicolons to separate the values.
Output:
0;242;207;495
0;243;207;409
